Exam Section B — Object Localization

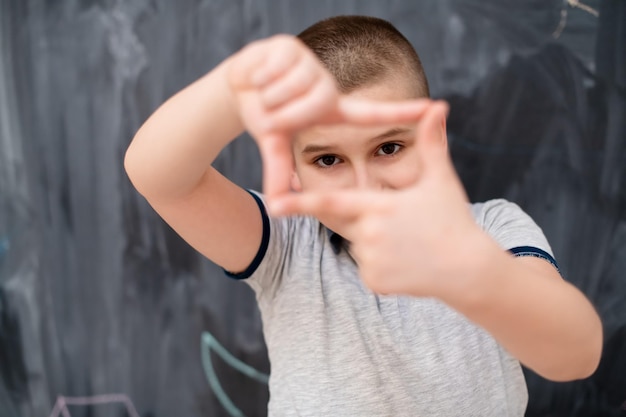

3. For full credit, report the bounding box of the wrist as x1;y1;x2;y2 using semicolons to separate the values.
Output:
217;57;245;131
430;228;504;310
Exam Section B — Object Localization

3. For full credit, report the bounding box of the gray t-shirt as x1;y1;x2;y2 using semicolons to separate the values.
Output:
228;193;558;417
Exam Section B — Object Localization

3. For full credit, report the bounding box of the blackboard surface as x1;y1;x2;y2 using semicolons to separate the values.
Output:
0;1;623;416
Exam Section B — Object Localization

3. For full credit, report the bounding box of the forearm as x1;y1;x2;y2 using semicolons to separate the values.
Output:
440;235;603;382
125;58;243;200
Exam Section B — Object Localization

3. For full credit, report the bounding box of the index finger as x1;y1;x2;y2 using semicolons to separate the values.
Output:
334;97;431;126
267;189;376;220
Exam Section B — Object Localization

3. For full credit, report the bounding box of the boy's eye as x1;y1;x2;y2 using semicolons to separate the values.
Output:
377;143;401;156
315;155;340;167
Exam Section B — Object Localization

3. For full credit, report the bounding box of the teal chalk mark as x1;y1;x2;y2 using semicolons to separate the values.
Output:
201;332;269;417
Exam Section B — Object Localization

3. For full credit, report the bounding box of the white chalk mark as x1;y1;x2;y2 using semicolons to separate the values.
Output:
553;0;599;39
105;8;148;80
568;0;599;17
47;394;140;417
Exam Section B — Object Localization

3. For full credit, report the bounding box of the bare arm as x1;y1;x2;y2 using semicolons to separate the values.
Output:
124;59;263;273
443;237;603;381
126;60;242;200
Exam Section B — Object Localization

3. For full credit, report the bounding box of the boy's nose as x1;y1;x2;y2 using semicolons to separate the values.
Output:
353;165;384;190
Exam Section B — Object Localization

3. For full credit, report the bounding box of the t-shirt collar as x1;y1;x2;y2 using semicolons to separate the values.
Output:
326;228;348;254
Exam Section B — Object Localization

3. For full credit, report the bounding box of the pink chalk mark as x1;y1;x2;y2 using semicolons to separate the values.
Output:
48;394;140;417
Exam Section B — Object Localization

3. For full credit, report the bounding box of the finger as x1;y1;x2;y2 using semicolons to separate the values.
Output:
228;40;270;90
260;54;320;109
267;189;375;219
251;35;302;87
415;101;451;177
335;97;431;126
258;131;294;199
266;76;339;132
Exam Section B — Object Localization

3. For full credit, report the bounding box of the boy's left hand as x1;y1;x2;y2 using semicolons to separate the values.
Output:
268;101;491;298
265;101;605;382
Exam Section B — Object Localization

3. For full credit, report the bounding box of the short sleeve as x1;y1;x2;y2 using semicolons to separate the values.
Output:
223;190;317;300
472;199;560;273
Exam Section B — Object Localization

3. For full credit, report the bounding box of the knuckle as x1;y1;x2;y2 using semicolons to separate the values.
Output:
240;39;265;54
295;61;318;88
307;81;336;114
270;34;296;44
270;35;304;56
260;85;285;108
282;66;315;100
322;195;340;212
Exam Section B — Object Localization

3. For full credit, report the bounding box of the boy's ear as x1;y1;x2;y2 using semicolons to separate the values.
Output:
290;171;302;192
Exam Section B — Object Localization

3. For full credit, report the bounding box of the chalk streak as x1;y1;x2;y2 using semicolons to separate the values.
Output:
47;394;140;417
553;0;599;39
201;331;269;417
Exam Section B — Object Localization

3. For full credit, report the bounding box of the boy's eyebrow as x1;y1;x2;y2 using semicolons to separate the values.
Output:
301;127;413;154
368;127;413;143
301;144;336;154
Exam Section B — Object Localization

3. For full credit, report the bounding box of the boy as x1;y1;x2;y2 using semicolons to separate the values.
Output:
125;15;602;416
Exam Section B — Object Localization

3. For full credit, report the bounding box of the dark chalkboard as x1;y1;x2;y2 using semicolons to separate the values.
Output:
1;0;623;416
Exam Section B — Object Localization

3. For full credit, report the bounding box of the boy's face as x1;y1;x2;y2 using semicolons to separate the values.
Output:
290;76;447;234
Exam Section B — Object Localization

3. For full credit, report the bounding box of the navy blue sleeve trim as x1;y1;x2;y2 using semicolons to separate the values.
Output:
508;246;560;273
223;190;271;280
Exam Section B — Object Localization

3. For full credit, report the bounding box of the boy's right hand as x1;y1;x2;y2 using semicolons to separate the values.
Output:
226;35;430;199
227;35;341;140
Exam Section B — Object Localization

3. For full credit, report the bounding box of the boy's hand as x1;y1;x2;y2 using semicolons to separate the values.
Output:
227;35;430;199
268;102;489;299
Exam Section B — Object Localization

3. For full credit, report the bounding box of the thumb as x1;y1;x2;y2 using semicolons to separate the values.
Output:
258;132;294;199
